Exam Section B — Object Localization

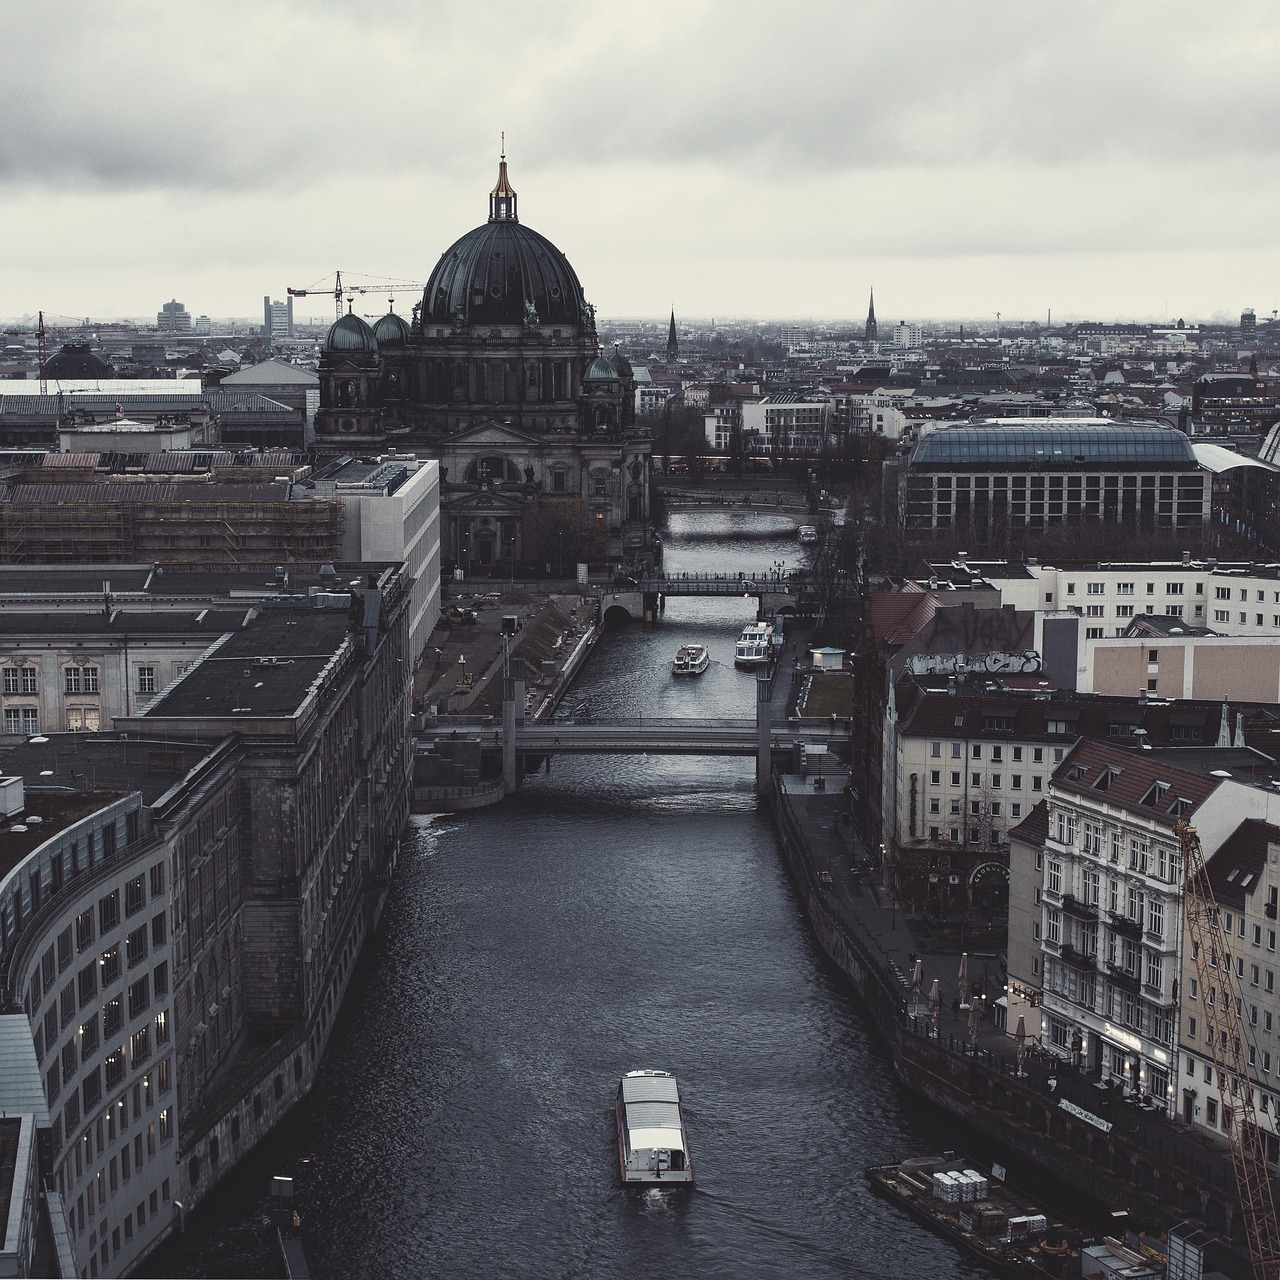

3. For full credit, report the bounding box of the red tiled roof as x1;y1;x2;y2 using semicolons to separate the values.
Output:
1052;740;1222;829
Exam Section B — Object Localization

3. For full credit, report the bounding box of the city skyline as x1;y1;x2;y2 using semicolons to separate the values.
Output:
4;1;1280;324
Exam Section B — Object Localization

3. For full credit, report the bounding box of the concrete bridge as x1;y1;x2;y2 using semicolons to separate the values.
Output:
415;663;846;802
419;716;848;757
597;571;806;623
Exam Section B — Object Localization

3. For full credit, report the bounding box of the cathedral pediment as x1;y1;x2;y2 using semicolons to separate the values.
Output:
442;488;527;514
445;420;542;448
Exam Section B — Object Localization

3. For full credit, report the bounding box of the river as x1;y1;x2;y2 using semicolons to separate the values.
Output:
145;511;985;1278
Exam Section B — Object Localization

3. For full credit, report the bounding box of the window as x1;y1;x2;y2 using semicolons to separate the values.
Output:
1216;585;1231;600
151;912;166;947
1165;582;1184;595
1086;627;1103;639
950;743;962;758
1116;604;1134;618
125;877;145;917
929;769;940;786
1086;605;1105;617
1148;899;1164;939
63;666;99;694
128;977;150;1020
1116;582;1134;595
950;772;961;787
130;1026;151;1069
1164;604;1183;618
1046;910;1061;944
2;666;37;694
125;927;148;969
971;744;982;760
1047;859;1062;894
137;666;155;694
100;944;120;986
971;772;981;787
1087;582;1104;595
2;708;39;735
1011;774;1022;790
66;706;100;732
76;909;95;953
930;742;941;757
98;892;119;933
104;996;122;1037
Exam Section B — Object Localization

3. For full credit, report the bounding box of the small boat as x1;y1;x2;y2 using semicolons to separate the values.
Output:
797;524;819;544
865;1154;1150;1278
615;1070;693;1185
672;644;710;676
734;621;774;669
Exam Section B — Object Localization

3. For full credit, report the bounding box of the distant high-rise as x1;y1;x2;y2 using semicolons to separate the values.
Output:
263;295;295;338
1241;307;1257;334
666;308;679;361
156;298;192;333
864;288;878;343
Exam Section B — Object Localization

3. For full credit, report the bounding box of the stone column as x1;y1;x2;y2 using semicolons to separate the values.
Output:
756;665;772;794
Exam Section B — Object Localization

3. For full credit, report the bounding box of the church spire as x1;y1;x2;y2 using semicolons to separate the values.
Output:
489;133;518;222
864;287;878;343
666;307;679;361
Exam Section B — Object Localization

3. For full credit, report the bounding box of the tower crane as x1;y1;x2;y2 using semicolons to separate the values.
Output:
286;271;423;321
1176;819;1280;1279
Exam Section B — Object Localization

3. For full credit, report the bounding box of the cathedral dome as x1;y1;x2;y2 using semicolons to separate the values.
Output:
420;156;590;329
324;311;378;354
372;308;411;349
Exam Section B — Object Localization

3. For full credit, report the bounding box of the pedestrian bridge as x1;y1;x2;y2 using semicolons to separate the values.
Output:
657;487;839;519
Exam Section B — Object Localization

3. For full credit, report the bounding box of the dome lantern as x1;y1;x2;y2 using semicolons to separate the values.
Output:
489;135;518;223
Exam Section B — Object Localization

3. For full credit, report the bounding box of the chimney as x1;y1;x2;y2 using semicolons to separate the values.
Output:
1182;550;1191;566
947;676;957;696
1236;712;1246;749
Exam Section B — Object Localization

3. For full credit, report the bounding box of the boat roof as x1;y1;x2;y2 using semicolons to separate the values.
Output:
620;1073;686;1152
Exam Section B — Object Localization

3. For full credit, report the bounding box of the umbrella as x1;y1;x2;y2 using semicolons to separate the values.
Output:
910;959;923;1006
958;952;970;1010
1015;1014;1027;1076
928;978;941;1028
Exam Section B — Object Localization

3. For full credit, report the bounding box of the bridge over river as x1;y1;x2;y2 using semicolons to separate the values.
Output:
599;570;809;622
418;715;848;757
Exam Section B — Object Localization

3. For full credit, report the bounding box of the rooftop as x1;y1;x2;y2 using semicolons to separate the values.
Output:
1205;817;1278;909
142;607;355;720
907;422;1199;470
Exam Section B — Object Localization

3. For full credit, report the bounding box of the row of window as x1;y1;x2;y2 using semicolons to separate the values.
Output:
2;665;166;696
930;741;1066;763
929;769;1047;793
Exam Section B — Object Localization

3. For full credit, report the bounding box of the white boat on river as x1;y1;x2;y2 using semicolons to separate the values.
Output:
672;644;710;675
615;1070;693;1185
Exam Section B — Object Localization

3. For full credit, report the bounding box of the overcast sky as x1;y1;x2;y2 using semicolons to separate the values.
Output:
4;0;1280;327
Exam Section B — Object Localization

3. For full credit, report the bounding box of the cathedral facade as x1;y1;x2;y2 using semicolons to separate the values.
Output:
314;156;654;570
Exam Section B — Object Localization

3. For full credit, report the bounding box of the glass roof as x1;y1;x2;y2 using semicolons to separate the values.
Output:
910;424;1199;470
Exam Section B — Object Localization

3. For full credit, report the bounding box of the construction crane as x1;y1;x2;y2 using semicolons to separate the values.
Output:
1176;819;1280;1279
286;271;423;321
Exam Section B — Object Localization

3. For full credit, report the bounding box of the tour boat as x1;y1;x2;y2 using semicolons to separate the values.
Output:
798;524;819;544
616;1070;693;1185
734;621;774;669
672;644;710;676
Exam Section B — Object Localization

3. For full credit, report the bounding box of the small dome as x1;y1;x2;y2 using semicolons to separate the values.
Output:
373;309;411;349
611;350;633;378
584;355;618;382
324;312;378;354
46;342;113;378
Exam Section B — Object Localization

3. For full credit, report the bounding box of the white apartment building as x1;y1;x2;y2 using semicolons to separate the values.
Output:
703;401;742;452
1030;741;1280;1120
740;395;829;454
892;321;924;349
933;557;1280;642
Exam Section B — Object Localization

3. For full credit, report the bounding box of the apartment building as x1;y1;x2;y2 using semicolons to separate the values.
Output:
740;394;829;454
1021;741;1280;1121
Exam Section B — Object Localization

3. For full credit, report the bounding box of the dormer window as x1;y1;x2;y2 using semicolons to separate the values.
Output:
1093;766;1122;792
1140;780;1170;807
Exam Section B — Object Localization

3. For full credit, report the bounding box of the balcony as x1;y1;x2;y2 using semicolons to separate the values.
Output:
1106;964;1142;995
1059;944;1097;972
1108;911;1143;940
1061;894;1097;921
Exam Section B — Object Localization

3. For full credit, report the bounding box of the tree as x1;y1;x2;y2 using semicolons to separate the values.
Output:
522;499;608;572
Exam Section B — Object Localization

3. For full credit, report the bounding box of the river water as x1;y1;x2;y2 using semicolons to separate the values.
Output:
147;513;985;1279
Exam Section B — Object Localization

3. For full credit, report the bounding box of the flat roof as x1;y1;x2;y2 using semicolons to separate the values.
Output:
0;787;129;883
0;734;214;805
142;607;353;719
0;1017;50;1126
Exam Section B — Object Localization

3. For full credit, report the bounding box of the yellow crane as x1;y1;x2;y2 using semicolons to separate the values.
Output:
1176;819;1280;1279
